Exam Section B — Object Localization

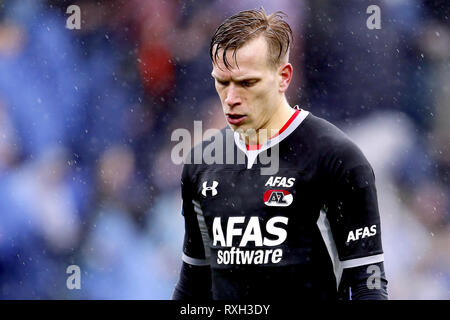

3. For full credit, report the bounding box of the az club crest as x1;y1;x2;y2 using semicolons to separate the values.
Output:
263;190;293;207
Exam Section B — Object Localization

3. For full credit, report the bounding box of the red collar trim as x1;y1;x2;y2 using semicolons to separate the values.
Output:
246;109;301;151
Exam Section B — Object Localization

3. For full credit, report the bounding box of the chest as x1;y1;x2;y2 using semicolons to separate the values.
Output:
192;167;322;228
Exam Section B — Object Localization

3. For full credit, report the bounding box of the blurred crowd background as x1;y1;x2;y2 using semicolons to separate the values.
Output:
0;0;448;299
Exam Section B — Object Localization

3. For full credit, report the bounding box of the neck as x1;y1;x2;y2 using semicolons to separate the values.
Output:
242;97;296;146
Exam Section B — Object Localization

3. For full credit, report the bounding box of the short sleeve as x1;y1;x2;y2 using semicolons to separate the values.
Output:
320;140;384;275
326;163;384;263
180;163;211;266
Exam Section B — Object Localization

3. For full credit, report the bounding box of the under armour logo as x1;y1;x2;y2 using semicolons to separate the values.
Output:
202;181;218;197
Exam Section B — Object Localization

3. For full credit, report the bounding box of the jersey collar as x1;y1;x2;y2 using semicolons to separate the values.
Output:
233;107;310;169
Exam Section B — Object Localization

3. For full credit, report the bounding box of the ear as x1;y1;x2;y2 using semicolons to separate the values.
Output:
278;63;293;93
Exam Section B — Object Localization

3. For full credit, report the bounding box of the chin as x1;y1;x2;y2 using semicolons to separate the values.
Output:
227;123;239;131
231;124;255;135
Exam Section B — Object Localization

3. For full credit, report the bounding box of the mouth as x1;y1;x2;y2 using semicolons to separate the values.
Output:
226;113;246;125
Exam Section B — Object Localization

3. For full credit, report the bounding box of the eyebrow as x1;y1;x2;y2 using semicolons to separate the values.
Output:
211;73;260;82
210;72;221;80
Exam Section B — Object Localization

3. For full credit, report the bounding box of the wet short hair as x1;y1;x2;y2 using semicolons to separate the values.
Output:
210;8;293;70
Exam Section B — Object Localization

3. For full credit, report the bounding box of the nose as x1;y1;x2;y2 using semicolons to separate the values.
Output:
225;84;241;108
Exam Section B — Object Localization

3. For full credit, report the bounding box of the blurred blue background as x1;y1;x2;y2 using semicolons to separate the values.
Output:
0;0;448;299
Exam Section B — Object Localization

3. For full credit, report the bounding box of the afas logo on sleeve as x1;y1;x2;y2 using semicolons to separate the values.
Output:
346;225;377;243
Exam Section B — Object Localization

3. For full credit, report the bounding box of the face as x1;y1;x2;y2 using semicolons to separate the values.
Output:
211;36;289;132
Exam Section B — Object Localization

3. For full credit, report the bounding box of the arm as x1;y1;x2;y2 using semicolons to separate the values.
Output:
172;164;213;300
323;141;388;299
340;261;388;300
172;262;212;300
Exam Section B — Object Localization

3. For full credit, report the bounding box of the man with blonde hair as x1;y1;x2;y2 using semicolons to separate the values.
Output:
173;8;388;300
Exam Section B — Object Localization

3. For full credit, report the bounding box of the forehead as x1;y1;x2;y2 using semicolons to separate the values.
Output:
212;36;270;79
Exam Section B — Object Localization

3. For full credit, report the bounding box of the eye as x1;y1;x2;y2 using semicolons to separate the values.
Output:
240;80;256;87
217;80;229;86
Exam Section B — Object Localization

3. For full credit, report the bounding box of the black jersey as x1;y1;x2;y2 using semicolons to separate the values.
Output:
179;109;385;300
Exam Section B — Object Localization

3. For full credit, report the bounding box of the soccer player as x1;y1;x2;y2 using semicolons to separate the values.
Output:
172;8;388;300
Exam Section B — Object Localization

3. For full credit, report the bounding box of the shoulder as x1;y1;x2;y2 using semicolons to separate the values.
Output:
181;126;230;181
298;113;372;177
300;113;356;148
